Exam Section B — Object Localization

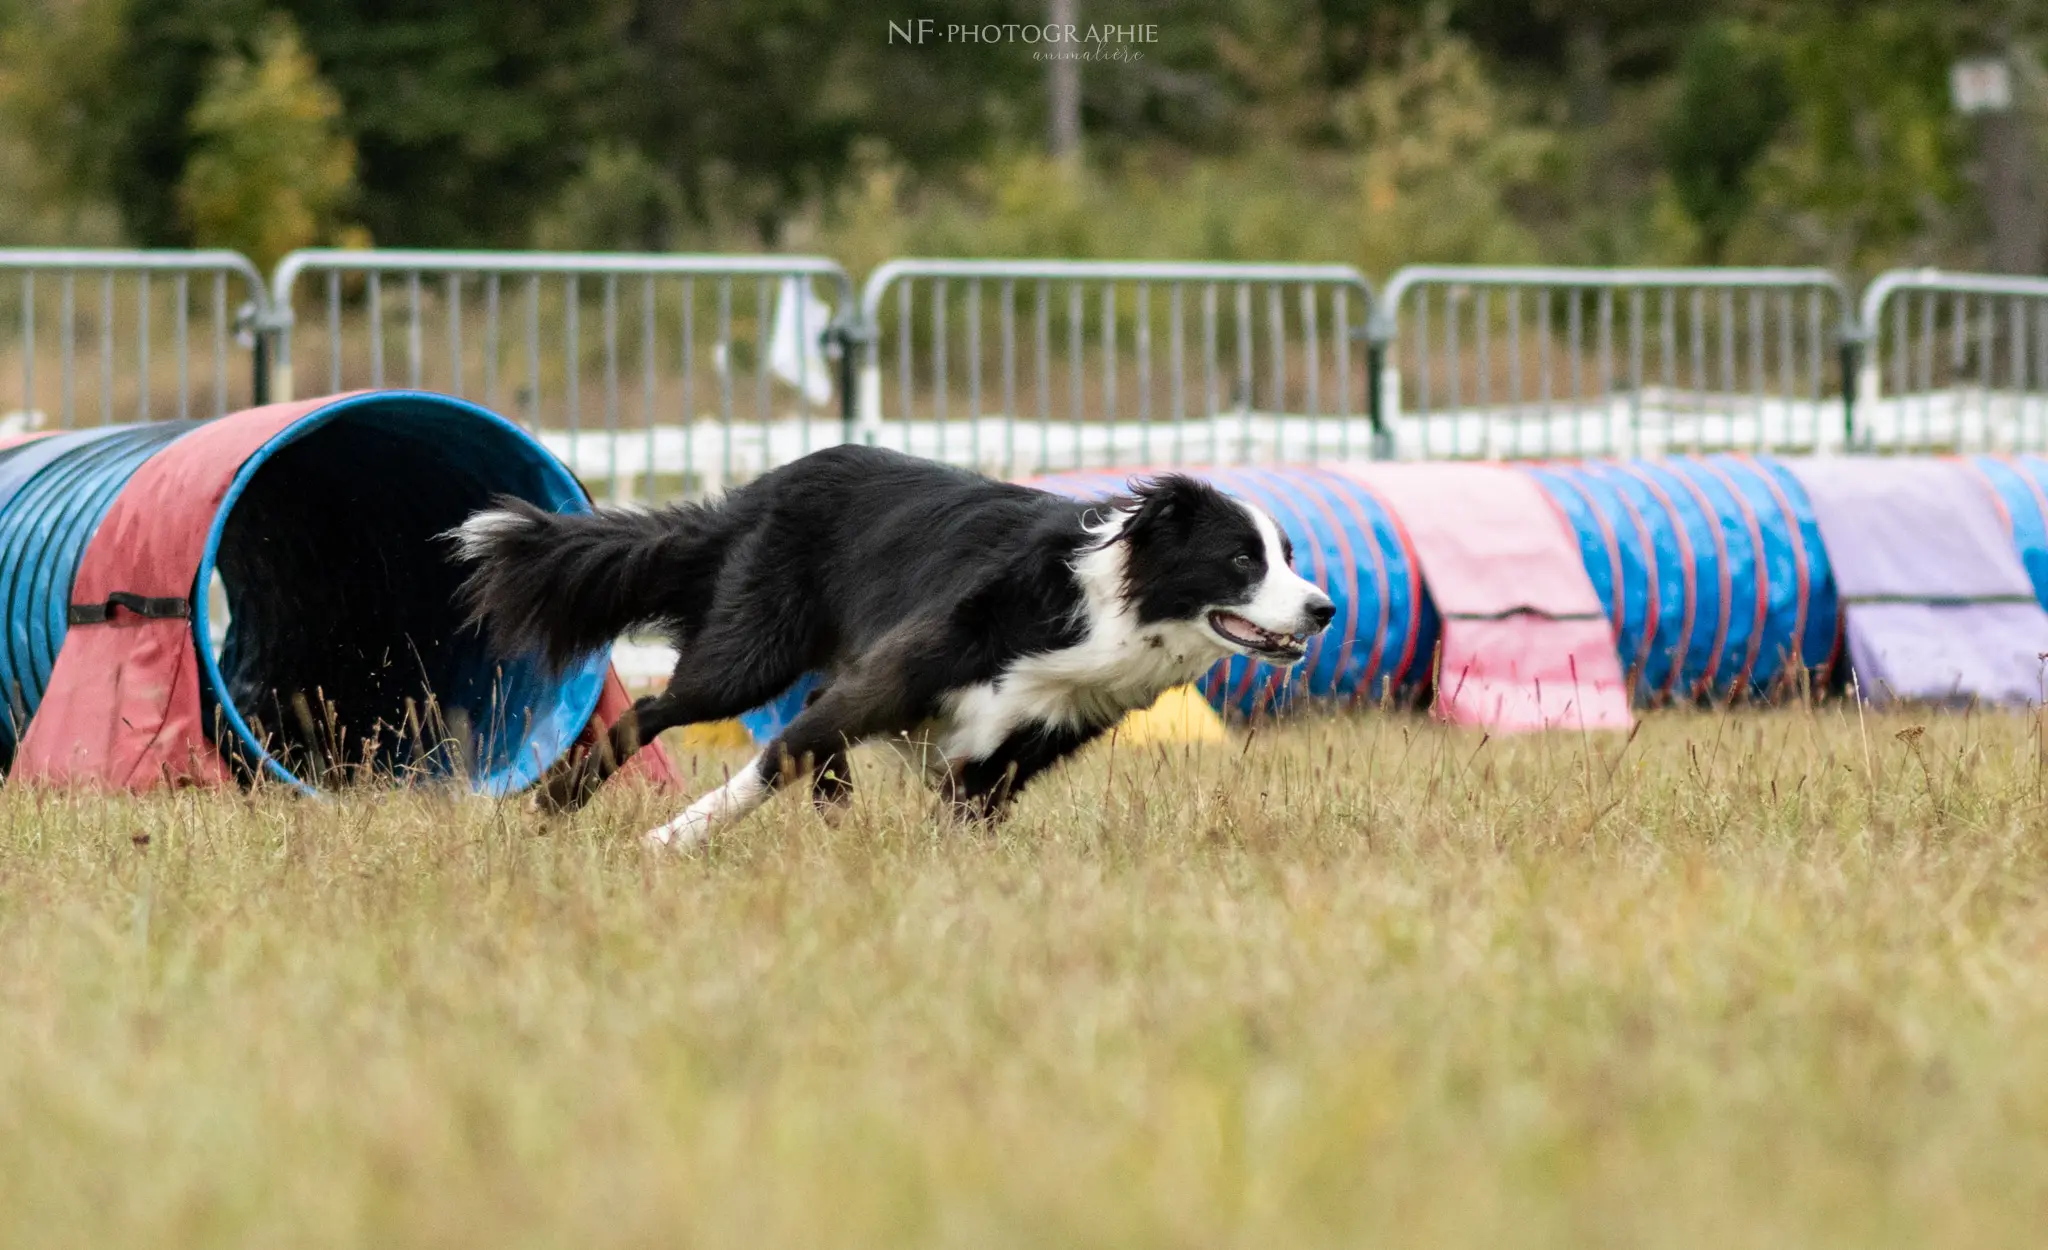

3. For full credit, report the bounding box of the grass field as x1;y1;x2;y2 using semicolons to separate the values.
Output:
4;705;2048;1248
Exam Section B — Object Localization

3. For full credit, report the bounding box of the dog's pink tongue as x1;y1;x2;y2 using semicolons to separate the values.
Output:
1214;612;1267;645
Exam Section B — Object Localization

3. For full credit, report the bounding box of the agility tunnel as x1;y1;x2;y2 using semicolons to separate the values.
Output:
1525;456;1843;704
1033;459;1843;726
1785;458;2048;707
1031;466;1440;720
1334;462;1632;731
22;401;2047;791
743;458;1844;737
0;391;670;794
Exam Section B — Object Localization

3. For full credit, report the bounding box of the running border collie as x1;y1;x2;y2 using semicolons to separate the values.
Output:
453;445;1334;849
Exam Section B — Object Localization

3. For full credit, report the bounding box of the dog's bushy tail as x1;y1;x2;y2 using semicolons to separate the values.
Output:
449;497;730;671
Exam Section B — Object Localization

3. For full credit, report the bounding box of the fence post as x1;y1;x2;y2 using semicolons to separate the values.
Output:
1365;307;1398;460
241;295;294;406
235;298;268;406
1837;315;1868;451
828;314;870;446
250;329;270;407
855;328;882;447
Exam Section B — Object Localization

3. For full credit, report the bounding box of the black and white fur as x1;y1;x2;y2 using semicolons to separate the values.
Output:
452;445;1334;849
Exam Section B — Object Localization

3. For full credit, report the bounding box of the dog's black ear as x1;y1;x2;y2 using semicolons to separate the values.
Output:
1121;474;1210;539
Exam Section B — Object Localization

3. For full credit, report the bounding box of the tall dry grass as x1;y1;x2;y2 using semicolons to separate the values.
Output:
3;705;2047;1247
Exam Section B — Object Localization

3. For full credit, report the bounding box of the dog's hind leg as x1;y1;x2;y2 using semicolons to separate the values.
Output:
643;709;876;851
800;684;855;819
532;689;700;814
532;615;820;815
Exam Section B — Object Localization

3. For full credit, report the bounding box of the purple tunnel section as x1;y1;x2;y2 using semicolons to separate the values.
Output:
1782;458;2048;707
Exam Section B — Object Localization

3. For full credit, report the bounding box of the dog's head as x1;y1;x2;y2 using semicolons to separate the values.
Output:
1100;475;1336;665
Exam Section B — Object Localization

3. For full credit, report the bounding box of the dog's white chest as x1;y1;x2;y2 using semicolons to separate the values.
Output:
937;620;1219;761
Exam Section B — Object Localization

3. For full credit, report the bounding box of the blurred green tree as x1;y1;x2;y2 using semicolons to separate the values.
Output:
0;0;2023;271
612;0;1040;246
5;0;625;249
0;0;135;229
1744;1;1966;270
177;14;361;271
1659;21;1787;262
1337;14;1548;269
291;0;626;246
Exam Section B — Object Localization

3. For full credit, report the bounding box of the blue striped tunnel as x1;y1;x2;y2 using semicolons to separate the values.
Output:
1525;457;1841;702
1972;456;2048;611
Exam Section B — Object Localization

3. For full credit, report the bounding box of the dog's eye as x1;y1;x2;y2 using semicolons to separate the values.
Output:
1233;552;1255;571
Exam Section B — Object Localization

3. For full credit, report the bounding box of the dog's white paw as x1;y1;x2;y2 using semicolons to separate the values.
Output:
642;809;712;852
642;756;769;852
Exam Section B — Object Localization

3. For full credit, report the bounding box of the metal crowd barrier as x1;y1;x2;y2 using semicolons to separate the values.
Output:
1370;266;1857;460
19;247;2048;491
0;249;270;431
267;250;859;500
853;258;1380;475
1857;269;2048;453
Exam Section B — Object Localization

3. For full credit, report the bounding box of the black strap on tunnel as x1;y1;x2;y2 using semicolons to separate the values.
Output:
67;592;192;625
1840;592;2040;607
1441;605;1608;622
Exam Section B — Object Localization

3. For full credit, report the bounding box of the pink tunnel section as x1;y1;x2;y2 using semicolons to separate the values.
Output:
584;670;682;793
14;401;325;787
1329;462;1633;733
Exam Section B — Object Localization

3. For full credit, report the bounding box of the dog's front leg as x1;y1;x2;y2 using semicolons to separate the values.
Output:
644;639;940;849
939;721;1107;828
643;752;777;849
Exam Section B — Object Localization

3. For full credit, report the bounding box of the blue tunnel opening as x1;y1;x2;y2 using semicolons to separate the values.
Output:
195;393;607;795
0;392;604;795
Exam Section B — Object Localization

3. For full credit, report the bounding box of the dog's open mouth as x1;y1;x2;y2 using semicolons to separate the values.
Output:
1208;611;1310;661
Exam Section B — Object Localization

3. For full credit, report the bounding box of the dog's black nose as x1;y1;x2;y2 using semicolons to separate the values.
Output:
1304;596;1336;629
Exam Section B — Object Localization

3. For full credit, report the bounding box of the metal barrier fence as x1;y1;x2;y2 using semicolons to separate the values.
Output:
1371;266;1857;460
0;249;270;432
854;259;1381;475
267;250;858;500
18;247;2048;488
1857;269;2048;453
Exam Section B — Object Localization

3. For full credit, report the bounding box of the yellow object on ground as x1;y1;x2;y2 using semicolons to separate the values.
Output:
674;719;756;751
664;691;1226;756
1112;685;1230;745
